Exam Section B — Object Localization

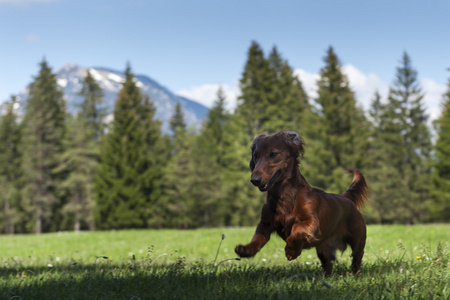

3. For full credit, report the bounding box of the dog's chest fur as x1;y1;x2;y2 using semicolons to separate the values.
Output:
273;214;294;240
269;194;296;241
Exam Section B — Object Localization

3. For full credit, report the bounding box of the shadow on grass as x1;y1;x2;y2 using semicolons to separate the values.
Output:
1;256;432;300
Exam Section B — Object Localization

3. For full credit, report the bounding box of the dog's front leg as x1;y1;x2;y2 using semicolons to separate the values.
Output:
285;217;319;261
235;221;272;258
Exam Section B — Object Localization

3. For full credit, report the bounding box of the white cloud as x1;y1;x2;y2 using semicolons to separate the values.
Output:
421;78;447;121
176;82;240;111
294;69;320;100
295;65;389;111
179;65;445;123
342;64;390;110
295;65;445;121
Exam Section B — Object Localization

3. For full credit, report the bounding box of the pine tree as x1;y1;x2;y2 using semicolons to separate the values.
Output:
265;46;310;131
199;88;228;167
56;71;106;231
365;92;407;223
237;41;273;137
237;42;312;135
299;107;340;191
170;102;186;137
95;64;164;229
77;70;107;140
430;71;450;221
159;102;193;228
386;52;432;223
220;112;264;226
188;88;229;227
313;47;369;192
138;95;167;227
20;59;67;233
0;96;22;233
366;53;432;223
389;53;431;170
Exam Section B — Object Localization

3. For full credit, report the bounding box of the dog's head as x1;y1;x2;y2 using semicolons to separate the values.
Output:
249;131;305;191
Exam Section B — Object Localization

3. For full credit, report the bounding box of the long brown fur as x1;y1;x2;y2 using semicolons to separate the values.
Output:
235;131;369;276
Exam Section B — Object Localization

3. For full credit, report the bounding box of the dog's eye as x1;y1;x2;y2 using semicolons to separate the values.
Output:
269;152;278;158
253;153;258;161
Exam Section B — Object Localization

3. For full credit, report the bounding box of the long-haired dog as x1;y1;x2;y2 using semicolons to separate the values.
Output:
235;131;369;275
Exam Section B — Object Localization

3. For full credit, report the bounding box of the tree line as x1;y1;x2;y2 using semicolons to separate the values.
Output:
0;42;449;234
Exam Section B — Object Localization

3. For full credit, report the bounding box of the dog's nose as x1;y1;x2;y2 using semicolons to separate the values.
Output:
251;176;262;186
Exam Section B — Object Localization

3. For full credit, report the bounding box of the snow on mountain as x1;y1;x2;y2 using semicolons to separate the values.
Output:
15;63;209;134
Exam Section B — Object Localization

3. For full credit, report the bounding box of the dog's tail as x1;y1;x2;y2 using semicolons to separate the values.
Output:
341;168;368;210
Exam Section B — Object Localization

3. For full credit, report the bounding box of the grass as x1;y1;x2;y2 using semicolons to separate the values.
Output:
1;224;449;299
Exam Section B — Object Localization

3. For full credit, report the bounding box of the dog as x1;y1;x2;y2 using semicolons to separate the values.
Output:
235;131;369;276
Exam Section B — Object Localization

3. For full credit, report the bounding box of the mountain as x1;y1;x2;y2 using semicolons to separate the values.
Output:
15;63;209;134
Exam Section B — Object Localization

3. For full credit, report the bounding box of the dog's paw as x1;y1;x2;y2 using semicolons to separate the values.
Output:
235;245;255;258
285;245;301;261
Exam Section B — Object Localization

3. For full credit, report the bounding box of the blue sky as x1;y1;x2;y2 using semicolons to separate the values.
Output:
1;0;449;119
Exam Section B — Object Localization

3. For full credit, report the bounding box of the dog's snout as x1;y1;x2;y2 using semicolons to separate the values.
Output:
251;176;262;187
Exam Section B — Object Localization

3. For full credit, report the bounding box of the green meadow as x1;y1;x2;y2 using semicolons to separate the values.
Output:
1;224;449;299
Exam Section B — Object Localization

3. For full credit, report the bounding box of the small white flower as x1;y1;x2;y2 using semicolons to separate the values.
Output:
48;264;53;268
262;258;267;262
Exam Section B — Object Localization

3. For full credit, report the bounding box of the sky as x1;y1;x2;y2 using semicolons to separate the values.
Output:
1;0;449;120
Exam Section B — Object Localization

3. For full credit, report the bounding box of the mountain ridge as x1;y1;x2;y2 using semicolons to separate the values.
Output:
15;63;209;134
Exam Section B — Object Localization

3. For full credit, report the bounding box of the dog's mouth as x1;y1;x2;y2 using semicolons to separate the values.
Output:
258;171;281;192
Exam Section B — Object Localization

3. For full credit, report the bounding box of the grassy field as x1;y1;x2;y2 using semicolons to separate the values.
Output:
1;224;449;299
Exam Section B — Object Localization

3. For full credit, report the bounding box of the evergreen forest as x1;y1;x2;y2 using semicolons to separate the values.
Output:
1;42;449;234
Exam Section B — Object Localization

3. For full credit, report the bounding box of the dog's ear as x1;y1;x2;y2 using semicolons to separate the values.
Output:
249;133;266;171
283;131;305;157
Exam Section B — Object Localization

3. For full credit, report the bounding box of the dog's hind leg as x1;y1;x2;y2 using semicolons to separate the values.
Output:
316;243;336;276
347;223;366;274
349;238;365;274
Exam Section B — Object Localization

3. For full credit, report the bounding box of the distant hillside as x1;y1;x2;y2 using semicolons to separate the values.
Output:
14;63;209;133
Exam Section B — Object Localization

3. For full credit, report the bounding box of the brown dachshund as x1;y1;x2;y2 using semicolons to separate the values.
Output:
235;131;368;276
